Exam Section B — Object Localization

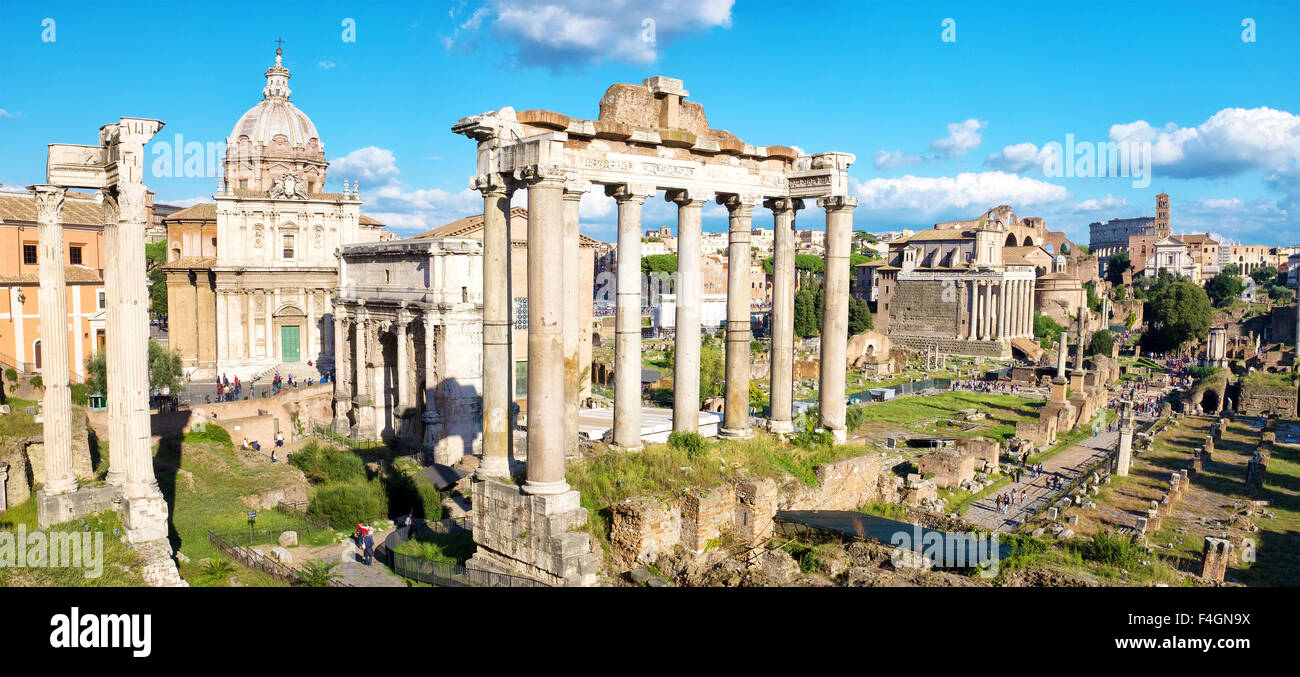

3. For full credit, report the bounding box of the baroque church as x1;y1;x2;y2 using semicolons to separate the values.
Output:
163;49;385;380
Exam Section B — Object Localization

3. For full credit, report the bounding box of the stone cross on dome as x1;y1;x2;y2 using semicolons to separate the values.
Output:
263;41;292;100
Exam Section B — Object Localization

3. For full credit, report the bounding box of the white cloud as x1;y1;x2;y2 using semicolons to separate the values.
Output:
851;171;1070;222
929;118;987;158
1069;194;1127;213
318;61;336;70
1108;107;1300;179
166;196;215;208
984;142;1059;173
452;0;734;67
0;182;28;193
874;149;924;170
329;146;400;182
0;109;19;119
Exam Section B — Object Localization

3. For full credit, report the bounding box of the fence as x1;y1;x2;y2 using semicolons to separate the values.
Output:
310;424;386;451
381;521;550;588
207;530;352;587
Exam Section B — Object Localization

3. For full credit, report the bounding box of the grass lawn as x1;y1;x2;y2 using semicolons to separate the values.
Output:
853;391;1041;443
0;397;41;439
0;497;147;587
394;530;475;565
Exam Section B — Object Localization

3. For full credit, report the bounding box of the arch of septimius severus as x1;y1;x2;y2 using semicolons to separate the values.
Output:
453;77;856;585
29;118;185;586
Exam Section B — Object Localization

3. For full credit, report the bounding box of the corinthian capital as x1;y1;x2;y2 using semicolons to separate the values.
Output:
717;193;761;215
817;195;859;211
666;188;711;206
513;163;567;187
605;183;656;203
29;185;67;225
471;172;515;197
118;182;148;218
763;197;804;214
562;173;591;199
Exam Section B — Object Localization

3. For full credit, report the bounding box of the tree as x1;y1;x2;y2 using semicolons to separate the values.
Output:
1268;284;1294;303
1105;252;1131;286
1222;263;1240;277
86;339;185;398
1205;272;1244;308
793;284;822;338
848;297;873;336
1144;281;1212;353
640;254;677;276
145;241;168;318
699;343;724;400
1033;312;1065;349
1250;265;1278;286
1088;329;1114;357
1059;243;1070;256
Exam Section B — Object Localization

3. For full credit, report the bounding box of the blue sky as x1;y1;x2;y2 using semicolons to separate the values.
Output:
2;0;1298;246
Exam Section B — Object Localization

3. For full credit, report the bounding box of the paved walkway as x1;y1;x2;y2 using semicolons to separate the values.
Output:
964;429;1119;532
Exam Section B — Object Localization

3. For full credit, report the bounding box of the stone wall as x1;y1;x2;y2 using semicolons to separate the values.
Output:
1238;384;1297;417
607;452;888;569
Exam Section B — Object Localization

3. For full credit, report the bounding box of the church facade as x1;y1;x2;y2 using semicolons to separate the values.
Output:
164;50;384;380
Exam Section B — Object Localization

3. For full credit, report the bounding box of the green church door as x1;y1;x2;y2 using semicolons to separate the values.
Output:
280;325;300;363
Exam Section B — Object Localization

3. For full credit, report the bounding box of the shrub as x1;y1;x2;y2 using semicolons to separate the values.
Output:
419;484;443;521
845;404;867;432
308;481;389;530
1082;529;1143;569
29;375;43;390
299;560;342;587
4;368;17;383
791;429;836;451
289;442;366;484
183;423;233;449
69;383;87;406
667;430;707;459
202;558;235;582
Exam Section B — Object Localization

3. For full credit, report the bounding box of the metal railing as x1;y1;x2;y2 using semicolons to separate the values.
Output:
207;530;351;587
381;521;550;588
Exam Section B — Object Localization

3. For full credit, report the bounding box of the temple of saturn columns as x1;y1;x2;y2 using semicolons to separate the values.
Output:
452;76;856;585
29;118;184;585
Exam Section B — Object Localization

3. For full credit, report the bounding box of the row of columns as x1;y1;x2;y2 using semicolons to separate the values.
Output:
962;278;1034;341
331;304;440;443
472;166;862;496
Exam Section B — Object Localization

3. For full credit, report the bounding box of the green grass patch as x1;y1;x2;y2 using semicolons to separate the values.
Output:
393;530;475;565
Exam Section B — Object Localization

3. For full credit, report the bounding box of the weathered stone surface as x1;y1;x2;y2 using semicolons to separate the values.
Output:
278;531;299;548
270;546;293;564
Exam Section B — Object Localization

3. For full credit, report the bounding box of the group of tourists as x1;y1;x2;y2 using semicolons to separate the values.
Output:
952;379;1022;395
216;374;242;402
995;489;1028;513
354;524;376;566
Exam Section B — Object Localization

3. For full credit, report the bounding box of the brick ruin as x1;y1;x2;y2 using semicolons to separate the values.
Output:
1199;537;1234;582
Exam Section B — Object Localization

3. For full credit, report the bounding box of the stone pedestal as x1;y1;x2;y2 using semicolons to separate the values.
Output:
467;480;600;586
120;490;171;543
0;461;7;512
1200;537;1233;582
36;485;118;529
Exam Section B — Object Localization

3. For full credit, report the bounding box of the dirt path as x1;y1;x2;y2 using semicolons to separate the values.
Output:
964;430;1118;532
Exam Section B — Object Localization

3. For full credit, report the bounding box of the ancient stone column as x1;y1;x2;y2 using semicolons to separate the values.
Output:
522;165;569;495
1057;332;1068;379
1117;400;1135;476
32;185;76;496
668;189;708;433
100;190;126;488
983;281;993;340
116;179;159;499
997;281;1007;339
474;173;513;480
332;307;352;434
609;183;654;451
561;177;588;458
1075;318;1086;368
720;193;759;439
817;195;857;443
0;461;8;512
421;311;442;458
354;308;376;439
394;308;410;425
967;280;977;340
765;197;801;434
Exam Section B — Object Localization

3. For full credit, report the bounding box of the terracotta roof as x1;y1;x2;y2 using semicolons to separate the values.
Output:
1003;245;1051;266
359;214;385;226
164;203;217;222
162;256;217;270
0;264;102;284
0;192;104;226
412;207;600;247
897;228;974;243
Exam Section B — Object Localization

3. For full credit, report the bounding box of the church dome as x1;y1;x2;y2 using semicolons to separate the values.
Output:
228;49;321;149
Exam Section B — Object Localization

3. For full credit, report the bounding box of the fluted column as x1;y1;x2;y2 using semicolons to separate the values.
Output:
522;165;569;495
561;176;589;459
610;183;654;451
394;308;410;425
817;195;857;443
117;180;156;497
100;190;125;487
32;185;76;496
474;173;513;480
668;189;708;433
720;193;759;439
982;281;993;340
354;307;375;439
1057;331;1068;379
421;311;442;456
966;280;977;340
765;197;802;434
332;306;351;434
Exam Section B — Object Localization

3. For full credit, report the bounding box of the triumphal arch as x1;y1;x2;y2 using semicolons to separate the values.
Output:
453;77;857;585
